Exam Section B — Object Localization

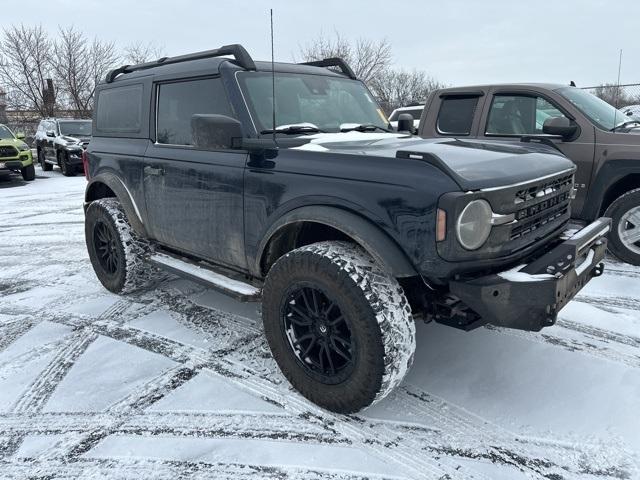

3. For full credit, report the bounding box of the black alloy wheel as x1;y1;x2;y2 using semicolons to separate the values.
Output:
93;220;121;275
282;285;355;383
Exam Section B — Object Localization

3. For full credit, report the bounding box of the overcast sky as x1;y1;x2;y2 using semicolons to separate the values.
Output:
6;0;640;88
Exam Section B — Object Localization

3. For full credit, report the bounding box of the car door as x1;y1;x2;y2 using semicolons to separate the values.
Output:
143;76;248;270
477;89;595;216
44;121;57;161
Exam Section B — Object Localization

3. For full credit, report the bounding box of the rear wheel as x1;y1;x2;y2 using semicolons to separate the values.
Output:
262;241;416;413
85;198;154;294
605;188;640;266
21;163;35;181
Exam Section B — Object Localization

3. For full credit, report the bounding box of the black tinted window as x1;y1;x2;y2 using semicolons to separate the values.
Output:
156;78;234;146
437;96;479;135
96;84;143;133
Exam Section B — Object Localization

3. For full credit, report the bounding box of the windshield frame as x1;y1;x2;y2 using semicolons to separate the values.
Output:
0;124;16;141
58;120;93;137
235;70;389;135
555;86;631;131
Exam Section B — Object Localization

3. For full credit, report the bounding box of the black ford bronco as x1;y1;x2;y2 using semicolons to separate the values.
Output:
84;44;610;413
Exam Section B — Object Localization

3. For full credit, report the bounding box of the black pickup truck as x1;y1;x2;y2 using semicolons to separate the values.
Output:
83;45;610;413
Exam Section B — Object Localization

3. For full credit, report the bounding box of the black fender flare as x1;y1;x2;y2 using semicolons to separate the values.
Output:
84;172;147;237
254;205;418;278
581;159;640;220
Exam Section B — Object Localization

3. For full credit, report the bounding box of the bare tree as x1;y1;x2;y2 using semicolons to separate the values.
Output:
51;26;119;115
591;83;639;108
0;24;54;116
298;32;392;84
123;41;165;64
370;68;447;114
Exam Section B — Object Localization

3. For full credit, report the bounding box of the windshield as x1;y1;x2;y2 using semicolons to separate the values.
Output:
59;121;92;137
237;72;388;133
0;125;15;140
556;87;631;130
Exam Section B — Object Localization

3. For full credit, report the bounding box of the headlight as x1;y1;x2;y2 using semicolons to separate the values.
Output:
18;143;30;151
456;199;493;250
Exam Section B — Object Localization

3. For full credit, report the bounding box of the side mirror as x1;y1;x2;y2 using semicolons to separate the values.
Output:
16;133;25;140
542;116;578;140
397;113;414;133
191;114;243;150
46;130;56;138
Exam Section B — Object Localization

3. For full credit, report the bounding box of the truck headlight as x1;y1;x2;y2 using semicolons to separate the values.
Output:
456;199;492;250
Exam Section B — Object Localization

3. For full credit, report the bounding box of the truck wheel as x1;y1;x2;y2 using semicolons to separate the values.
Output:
262;241;416;413
605;188;640;266
21;163;35;181
59;151;74;177
39;149;52;171
85;198;153;294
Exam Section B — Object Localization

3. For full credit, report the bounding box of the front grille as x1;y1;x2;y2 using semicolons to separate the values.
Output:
0;146;18;158
514;173;574;205
509;174;574;241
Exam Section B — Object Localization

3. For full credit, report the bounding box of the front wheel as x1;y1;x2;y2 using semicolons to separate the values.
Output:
605;188;640;266
85;198;153;294
262;241;416;414
59;151;75;177
21;163;35;181
39;149;52;171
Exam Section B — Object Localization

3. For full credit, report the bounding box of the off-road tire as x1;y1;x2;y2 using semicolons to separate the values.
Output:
59;151;74;177
39;149;52;171
262;241;416;413
605;188;640;265
85;198;153;294
21;163;35;181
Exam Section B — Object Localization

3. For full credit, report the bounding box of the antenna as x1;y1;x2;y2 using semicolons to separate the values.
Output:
613;48;623;132
270;9;278;146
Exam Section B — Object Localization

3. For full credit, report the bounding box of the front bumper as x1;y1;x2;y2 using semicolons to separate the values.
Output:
66;149;84;166
449;217;611;331
0;152;33;171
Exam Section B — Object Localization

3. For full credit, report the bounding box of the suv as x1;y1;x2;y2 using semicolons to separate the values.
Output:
84;45;610;413
0;123;35;181
418;84;640;265
35;118;92;176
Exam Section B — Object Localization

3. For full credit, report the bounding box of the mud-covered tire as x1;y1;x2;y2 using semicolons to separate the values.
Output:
262;241;416;414
39;150;52;171
85;198;153;294
21;163;35;181
605;188;640;266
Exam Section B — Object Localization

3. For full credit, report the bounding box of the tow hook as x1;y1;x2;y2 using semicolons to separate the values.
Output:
593;262;605;277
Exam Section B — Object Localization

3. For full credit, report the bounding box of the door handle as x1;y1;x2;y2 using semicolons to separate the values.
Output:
144;166;164;176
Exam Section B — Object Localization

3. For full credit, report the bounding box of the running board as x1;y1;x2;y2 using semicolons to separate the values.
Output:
148;252;262;302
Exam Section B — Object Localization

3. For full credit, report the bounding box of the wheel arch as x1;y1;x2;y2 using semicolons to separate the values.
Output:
255;205;418;279
580;159;640;220
600;173;640;215
84;172;147;237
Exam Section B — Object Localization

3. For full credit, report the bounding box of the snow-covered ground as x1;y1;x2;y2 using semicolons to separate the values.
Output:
0;170;639;479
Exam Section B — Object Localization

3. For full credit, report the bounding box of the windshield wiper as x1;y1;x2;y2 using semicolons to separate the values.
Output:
260;124;324;135
611;120;640;131
340;123;391;133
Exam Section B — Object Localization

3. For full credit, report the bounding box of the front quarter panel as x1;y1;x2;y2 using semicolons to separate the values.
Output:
243;148;460;278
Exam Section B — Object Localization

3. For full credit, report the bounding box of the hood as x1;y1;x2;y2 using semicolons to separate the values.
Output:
292;132;575;190
0;137;29;150
61;135;91;145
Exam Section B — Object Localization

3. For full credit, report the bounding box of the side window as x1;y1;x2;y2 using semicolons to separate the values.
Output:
156;77;234;147
96;84;143;134
437;96;479;135
486;94;566;135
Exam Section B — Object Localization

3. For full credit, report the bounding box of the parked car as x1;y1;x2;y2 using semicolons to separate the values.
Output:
418;83;640;265
34;118;92;176
0;123;35;182
620;104;640;119
84;45;609;414
389;104;423;130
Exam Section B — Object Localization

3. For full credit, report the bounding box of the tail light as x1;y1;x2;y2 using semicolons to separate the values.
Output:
82;149;89;180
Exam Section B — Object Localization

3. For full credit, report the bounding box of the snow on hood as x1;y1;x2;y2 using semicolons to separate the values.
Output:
292;131;409;151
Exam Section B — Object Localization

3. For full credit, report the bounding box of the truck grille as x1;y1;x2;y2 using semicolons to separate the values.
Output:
0;146;18;158
509;174;573;241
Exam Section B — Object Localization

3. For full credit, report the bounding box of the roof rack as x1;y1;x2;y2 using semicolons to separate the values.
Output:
105;44;256;83
300;58;357;80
